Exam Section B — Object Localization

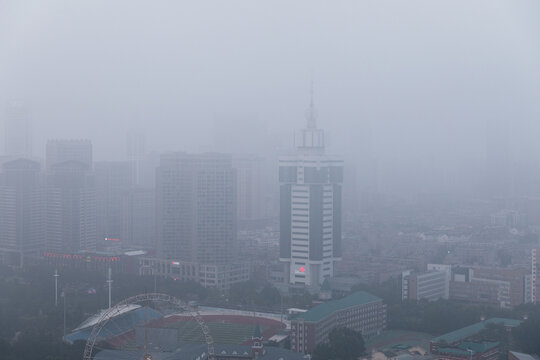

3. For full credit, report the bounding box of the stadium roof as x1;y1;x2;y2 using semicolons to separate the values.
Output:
65;306;163;344
293;291;382;322
432;318;522;344
94;344;305;360
72;304;141;332
509;351;538;360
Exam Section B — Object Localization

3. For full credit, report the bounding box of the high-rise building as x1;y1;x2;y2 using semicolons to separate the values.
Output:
532;248;540;304
279;94;343;287
45;160;96;253
46;139;92;170
233;155;271;226
3;101;32;158
122;187;155;249
95;161;132;249
0;159;43;266
156;152;248;290
157;152;237;263
127;131;146;186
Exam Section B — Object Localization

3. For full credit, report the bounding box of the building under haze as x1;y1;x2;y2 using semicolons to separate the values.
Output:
0;159;43;266
3;100;32;158
46;139;92;170
95;161;132;249
122;187;155;249
45;160;97;253
532;248;540;304
156;152;248;290
233;155;272;226
279;96;343;287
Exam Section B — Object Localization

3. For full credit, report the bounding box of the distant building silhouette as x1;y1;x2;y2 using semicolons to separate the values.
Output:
46;139;92;170
156;152;248;290
0;158;43;266
95;161;132;249
122;187;155;249
46;160;96;253
3;100;32;158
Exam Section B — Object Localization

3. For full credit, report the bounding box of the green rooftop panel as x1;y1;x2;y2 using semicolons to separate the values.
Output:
432;318;522;345
294;291;382;322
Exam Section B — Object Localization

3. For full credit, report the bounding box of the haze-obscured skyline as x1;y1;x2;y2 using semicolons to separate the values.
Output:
1;1;540;197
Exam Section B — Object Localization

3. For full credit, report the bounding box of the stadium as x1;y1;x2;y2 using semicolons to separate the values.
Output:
65;295;301;359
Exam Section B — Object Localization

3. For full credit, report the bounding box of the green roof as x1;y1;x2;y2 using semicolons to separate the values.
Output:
438;341;499;356
294;291;382;322
432;318;522;344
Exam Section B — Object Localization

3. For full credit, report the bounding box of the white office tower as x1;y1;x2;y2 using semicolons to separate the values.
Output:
279;93;343;287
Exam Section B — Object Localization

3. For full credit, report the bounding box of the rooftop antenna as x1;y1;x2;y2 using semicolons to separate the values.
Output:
306;80;317;129
107;266;113;309
54;269;59;307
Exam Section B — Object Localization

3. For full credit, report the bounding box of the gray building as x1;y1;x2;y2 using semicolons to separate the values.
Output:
279;97;343;287
95;161;132;249
232;155;271;226
402;270;448;301
46;160;97;253
3;100;32;158
156;152;247;290
46;139;92;170
0;159;43;266
122;187;155;249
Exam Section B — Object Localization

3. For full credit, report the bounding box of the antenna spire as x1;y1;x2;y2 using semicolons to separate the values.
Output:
306;80;317;129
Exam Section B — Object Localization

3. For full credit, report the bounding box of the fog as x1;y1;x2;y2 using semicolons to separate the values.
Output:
1;0;540;198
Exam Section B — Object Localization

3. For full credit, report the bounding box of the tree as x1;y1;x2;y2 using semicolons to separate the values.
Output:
313;343;334;360
312;327;365;360
514;314;540;356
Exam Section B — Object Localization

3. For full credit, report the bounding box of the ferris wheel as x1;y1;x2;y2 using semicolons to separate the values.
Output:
82;293;215;360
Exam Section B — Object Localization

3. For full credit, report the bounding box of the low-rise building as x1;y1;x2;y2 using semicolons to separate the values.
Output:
402;270;448;301
290;291;386;354
139;257;250;291
450;267;529;309
430;318;522;359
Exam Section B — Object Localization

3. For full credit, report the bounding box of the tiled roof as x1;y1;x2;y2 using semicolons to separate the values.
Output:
293;291;382;322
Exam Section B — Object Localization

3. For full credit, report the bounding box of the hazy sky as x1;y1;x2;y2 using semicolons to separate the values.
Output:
1;1;539;165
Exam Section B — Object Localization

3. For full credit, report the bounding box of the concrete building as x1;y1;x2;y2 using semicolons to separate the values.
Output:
3;100;31;158
122;188;155;249
427;263;452;298
430;318;522;360
45;160;97;253
126;131;146;186
450;267;529;309
279;95;343;287
95;161;132;249
232;155;271;227
156;152;248;290
401;270;448;301
46;139;92;170
0;159;43;266
532;248;540;304
290;291;386;355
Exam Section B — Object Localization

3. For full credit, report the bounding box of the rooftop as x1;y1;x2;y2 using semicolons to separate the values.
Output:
438;341;499;356
94;344;306;360
293;291;382;322
432;318;522;344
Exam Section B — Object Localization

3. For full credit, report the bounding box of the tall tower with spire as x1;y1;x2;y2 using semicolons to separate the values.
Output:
279;87;343;287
